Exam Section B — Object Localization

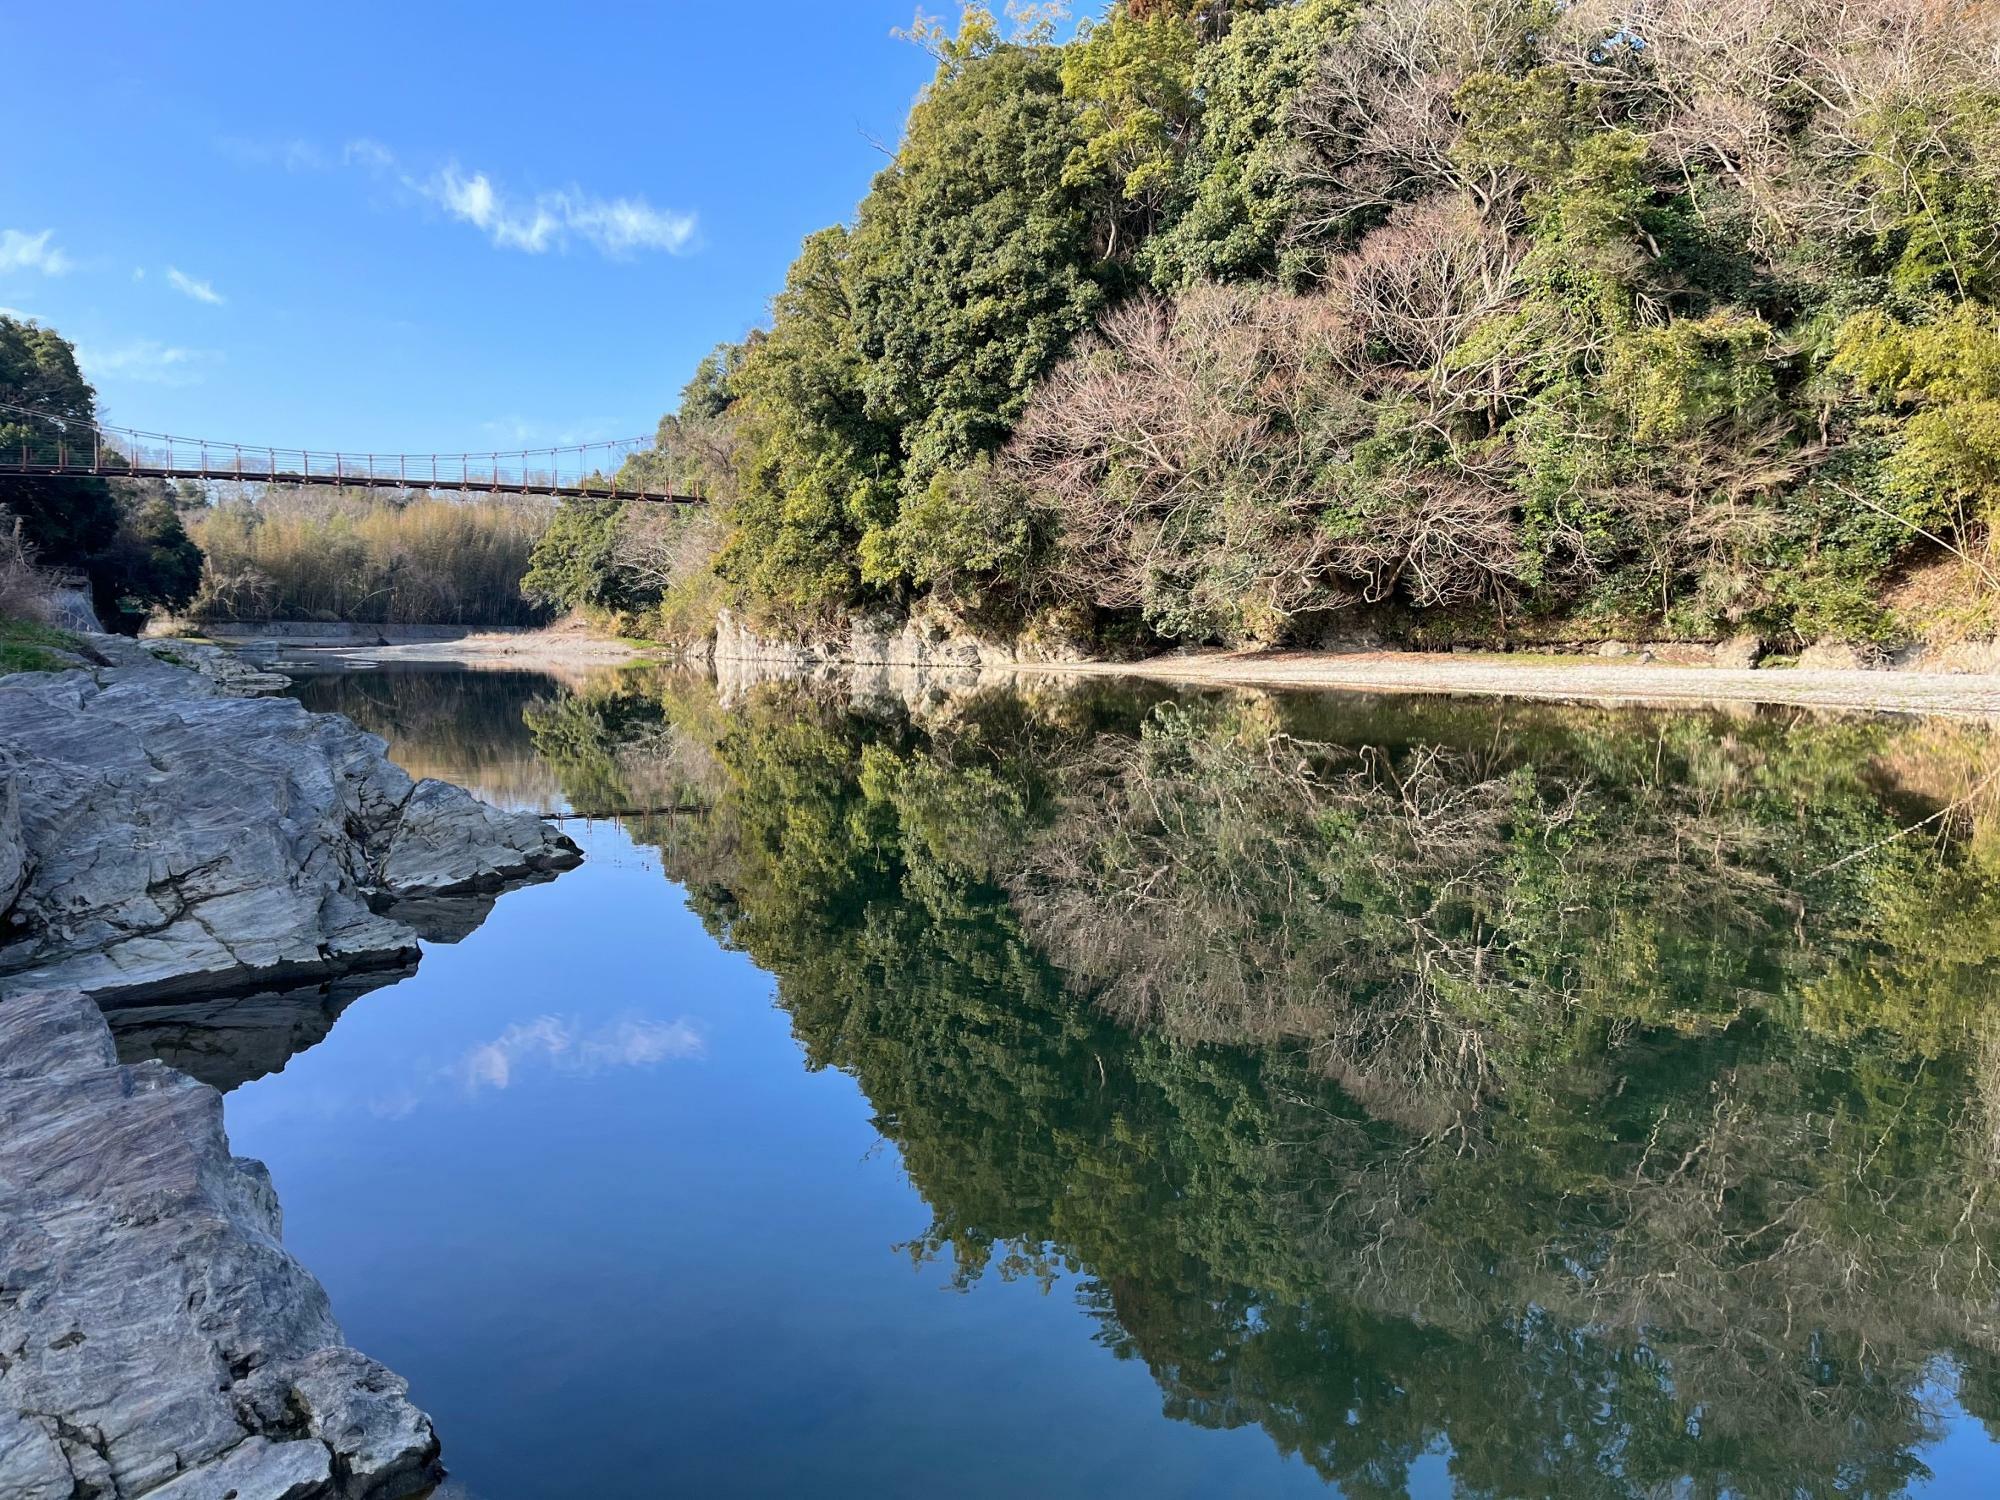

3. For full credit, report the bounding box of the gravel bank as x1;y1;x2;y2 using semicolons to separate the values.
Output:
1025;649;2000;718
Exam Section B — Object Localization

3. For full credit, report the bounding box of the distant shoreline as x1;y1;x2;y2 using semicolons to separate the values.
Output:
155;620;650;670
1009;649;2000;719
178;620;2000;718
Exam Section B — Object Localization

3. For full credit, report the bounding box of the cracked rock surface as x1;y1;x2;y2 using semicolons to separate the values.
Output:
0;987;442;1499
0;634;579;1005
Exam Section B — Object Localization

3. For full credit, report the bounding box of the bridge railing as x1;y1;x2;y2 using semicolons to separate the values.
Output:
0;437;672;497
0;404;694;501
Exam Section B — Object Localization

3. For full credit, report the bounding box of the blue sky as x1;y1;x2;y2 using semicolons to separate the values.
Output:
0;2;948;454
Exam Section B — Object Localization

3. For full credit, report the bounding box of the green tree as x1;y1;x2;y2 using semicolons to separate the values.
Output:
1139;0;1352;288
724;12;1111;617
520;499;628;613
845;33;1110;547
91;490;204;630
0;315;120;570
725;226;896;618
1059;0;1207;253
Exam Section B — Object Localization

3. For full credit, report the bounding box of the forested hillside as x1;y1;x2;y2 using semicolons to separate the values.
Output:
537;0;2000;652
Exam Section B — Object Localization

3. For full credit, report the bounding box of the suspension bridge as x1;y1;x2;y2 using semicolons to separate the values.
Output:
0;400;705;504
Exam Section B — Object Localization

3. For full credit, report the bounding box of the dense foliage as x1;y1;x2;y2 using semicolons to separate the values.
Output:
536;0;2000;649
0;315;204;630
188;490;551;627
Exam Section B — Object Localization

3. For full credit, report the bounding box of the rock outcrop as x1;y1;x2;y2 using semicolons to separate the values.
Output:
0;987;441;1500
711;605;1094;714
713;605;1085;676
0;635;580;1005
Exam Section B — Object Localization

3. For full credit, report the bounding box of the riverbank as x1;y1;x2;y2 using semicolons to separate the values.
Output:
155;612;2000;718
152;618;649;669
0;987;443;1500
1022;648;2000;718
701;607;2000;718
0;633;584;1498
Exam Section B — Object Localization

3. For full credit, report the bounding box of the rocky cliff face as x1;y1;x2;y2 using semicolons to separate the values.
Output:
713;605;1084;674
0;636;580;1006
711;606;1090;714
0;637;585;1498
0;987;441;1500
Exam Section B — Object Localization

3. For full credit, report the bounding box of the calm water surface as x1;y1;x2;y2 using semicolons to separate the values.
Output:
133;664;2000;1497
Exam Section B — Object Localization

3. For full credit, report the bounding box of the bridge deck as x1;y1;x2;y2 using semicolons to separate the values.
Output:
0;463;699;505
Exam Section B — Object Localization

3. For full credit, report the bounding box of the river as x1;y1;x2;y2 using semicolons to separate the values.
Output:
110;662;2000;1498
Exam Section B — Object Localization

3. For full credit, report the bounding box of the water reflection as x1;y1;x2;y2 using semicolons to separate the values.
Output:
105;966;410;1090
454;1013;706;1092
283;663;2000;1496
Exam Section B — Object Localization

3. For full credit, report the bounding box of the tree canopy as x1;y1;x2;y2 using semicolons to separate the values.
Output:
552;0;2000;654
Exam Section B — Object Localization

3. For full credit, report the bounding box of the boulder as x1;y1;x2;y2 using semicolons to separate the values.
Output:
0;635;579;1006
1797;640;1877;671
0;988;441;1500
1714;633;1766;670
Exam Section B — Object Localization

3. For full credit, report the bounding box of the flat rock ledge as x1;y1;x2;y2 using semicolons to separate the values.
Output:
0;635;580;1005
0;987;441;1500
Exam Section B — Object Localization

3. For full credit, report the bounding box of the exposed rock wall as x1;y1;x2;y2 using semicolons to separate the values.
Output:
0;987;441;1500
0;636;579;1005
713;606;1082;674
710;605;1092;712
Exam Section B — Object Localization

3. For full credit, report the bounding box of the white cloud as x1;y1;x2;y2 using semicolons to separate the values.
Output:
422;163;695;258
0;306;39;322
166;266;225;305
456;1013;705;1093
78;340;221;387
226;135;698;260
0;229;72;277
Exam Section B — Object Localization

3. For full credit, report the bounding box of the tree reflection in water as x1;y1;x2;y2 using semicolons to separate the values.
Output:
328;664;2000;1497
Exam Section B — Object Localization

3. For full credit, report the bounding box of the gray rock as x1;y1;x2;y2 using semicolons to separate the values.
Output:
105;968;411;1092
1597;640;1634;657
0;634;579;1005
1714;632;1766;670
140;637;294;695
0;988;442;1500
0;770;22;921
1797;640;1878;671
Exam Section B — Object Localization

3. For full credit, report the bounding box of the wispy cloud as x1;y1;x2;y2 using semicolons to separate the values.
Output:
166;266;225;305
216;136;328;172
222;133;699;260
479;414;620;446
456;1014;705;1092
78;340;221;387
421;162;696;258
0;306;39;323
0;229;72;277
342;138;396;172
